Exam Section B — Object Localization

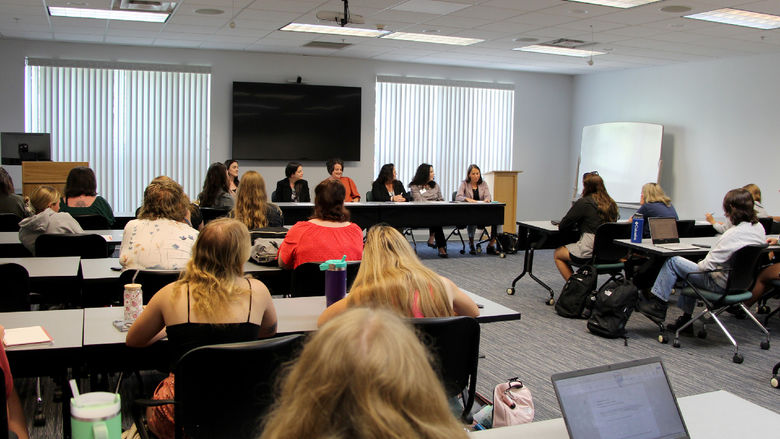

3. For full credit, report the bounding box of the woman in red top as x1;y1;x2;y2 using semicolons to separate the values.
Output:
278;179;363;269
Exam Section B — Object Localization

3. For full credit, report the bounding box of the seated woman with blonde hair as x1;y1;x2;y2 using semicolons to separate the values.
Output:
18;185;83;255
127;218;277;439
261;308;468;439
231;170;283;229
318;224;479;326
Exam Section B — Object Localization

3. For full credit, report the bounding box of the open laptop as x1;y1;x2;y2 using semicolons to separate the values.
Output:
648;217;698;250
551;357;689;439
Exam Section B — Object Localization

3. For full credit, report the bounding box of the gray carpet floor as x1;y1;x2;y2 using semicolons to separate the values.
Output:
14;244;780;437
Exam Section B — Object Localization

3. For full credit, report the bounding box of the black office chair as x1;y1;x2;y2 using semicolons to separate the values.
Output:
198;207;230;225
571;223;631;289
672;244;770;363
270;190;278;202
289;261;361;297
758;279;780;327
118;269;181;304
34;233;110;258
364;190;374;202
73;214;111;230
0;213;22;232
133;335;304;439
0;263;32;312
759;217;773;235
445;192;469;255
413;316;480;423
676;219;696;238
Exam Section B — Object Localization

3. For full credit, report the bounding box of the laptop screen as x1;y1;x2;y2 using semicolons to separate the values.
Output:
551;357;689;439
648;217;679;244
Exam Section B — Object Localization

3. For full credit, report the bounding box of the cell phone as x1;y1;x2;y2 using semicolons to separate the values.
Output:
477;303;485;309
550;220;561;226
110;266;123;271
112;320;131;332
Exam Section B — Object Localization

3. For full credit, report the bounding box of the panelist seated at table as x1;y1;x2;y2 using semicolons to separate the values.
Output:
370;163;410;202
317;225;478;326
198;162;234;209
230;171;283;229
224;159;240;196
126;218;277;439
326;157;360;202
274;162;310;203
0;325;31;439
455;164;498;254
278;179;363;270
409;163;448;258
0;167;31;218
59;166;115;226
120;178;198;270
633;182;678;236
261;308;468;439
637;188;766;333
18;185;83;255
553;172;618;281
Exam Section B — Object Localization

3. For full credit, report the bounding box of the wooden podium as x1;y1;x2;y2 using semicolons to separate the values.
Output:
483;171;521;233
21;161;88;198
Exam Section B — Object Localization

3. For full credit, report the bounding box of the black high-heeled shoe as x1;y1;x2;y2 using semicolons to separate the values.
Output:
427;241;437;249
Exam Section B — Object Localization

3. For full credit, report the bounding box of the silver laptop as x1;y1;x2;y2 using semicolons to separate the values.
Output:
551;357;689;439
648;217;698;250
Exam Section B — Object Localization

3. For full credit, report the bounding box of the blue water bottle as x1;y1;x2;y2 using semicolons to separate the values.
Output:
631;214;644;243
319;256;347;306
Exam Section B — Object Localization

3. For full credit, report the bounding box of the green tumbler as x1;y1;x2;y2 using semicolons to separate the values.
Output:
71;392;121;439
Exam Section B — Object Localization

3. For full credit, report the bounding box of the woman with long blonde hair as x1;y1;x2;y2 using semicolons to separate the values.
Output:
317;224;478;326
231;171;283;229
632;182;678;235
262;308;469;439
127;218;277;439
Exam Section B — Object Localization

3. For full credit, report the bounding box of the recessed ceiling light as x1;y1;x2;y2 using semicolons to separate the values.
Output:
381;32;483;46
566;0;660;8
280;23;390;38
685;8;780;30
514;45;606;57
570;9;589;15
195;9;224;15
660;5;692;13
421;29;440;33
513;37;539;42
48;6;170;22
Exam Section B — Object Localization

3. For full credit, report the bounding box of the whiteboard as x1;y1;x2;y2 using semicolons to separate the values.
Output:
577;122;663;204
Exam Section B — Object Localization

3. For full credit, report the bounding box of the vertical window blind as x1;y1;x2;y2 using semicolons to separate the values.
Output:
375;77;514;198
25;59;211;214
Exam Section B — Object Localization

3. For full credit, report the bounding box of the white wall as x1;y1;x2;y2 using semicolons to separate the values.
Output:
0;38;573;219
572;53;780;220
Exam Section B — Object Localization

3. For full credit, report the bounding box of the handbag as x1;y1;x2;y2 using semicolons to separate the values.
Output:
492;378;534;427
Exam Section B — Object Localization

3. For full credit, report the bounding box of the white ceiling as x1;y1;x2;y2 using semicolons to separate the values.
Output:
2;0;780;74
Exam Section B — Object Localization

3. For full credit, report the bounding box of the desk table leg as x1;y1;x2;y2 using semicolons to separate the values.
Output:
506;229;556;305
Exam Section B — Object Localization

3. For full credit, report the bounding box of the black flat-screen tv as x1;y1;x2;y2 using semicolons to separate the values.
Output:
1;132;51;165
232;81;361;161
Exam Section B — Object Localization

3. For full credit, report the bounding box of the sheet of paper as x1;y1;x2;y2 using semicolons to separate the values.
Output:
3;326;53;346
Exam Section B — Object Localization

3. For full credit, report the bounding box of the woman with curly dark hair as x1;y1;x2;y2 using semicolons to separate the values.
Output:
198;162;234;209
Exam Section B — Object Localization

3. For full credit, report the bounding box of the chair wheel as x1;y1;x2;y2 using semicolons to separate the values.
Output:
697;330;707;339
459;250;465;254
499;253;506;258
546;298;555;306
761;340;770;350
476;245;482;254
732;353;743;364
772;375;779;388
673;340;680;348
506;288;515;295
758;305;770;314
657;334;668;344
33;403;45;426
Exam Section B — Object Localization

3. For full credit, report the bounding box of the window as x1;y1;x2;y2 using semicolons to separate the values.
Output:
375;77;514;197
25;59;211;214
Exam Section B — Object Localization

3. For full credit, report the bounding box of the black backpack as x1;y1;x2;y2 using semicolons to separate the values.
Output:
555;265;597;318
586;278;638;339
497;233;519;254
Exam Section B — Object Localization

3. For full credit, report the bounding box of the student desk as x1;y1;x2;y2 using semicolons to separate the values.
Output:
614;236;780;257
80;258;281;281
276;201;505;230
0;230;123;256
469;390;780;438
0;256;80;278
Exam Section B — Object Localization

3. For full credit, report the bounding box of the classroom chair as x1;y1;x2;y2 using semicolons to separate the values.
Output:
570;222;631;291
0;213;21;232
289;261;361;297
132;335;304;439
413;316;480;423
72;214;111;230
198;207;230;225
34;233;110;258
672;244;770;364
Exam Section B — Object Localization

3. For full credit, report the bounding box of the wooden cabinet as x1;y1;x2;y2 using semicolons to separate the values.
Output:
22;161;88;197
483;171;521;233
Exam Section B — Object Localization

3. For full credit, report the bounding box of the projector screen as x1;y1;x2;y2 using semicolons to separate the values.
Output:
577;122;663;204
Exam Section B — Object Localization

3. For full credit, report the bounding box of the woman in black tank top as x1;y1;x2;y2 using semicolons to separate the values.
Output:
127;218;277;439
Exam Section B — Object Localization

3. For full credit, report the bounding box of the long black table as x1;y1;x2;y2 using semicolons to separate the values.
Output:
277;201;505;230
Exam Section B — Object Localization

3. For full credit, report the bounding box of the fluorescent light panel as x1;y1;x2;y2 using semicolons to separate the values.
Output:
566;0;660;8
281;23;389;37
48;6;169;23
515;45;606;58
685;8;780;30
381;32;483;46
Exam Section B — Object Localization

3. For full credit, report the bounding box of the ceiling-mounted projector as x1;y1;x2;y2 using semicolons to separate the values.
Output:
315;10;365;25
